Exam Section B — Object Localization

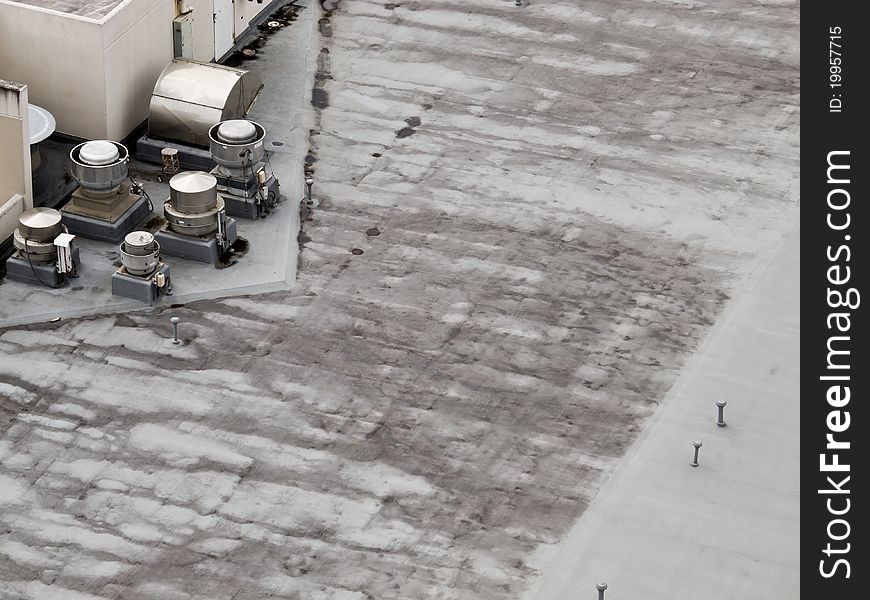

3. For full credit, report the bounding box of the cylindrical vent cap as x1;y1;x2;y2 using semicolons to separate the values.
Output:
170;171;217;195
79;140;121;166
18;207;64;241
217;120;258;144
123;231;156;255
169;171;218;213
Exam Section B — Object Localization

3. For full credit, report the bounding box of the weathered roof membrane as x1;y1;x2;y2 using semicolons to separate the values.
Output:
6;0;126;19
0;0;799;598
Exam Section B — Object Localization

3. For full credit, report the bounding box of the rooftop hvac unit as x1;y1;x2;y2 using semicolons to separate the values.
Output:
60;140;152;243
111;231;172;303
208;119;280;219
153;171;240;266
5;208;79;288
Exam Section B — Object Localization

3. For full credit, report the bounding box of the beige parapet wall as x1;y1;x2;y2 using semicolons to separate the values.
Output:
0;79;32;244
0;2;108;139
0;0;279;141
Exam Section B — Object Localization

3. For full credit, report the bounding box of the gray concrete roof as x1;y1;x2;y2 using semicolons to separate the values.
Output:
0;0;799;598
6;0;126;20
525;224;800;599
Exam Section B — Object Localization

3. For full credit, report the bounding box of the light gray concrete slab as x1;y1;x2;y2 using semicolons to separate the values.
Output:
523;220;800;600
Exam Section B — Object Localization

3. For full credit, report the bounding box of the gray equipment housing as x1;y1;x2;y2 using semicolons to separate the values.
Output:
217;174;281;220
112;263;172;303
61;196;152;244
5;246;80;288
154;219;238;265
135;136;215;172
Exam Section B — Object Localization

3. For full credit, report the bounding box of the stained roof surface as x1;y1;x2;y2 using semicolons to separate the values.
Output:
0;0;800;598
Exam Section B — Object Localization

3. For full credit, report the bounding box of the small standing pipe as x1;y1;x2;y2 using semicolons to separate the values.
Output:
170;316;181;345
305;178;314;203
596;582;608;600
691;440;703;467
716;399;728;427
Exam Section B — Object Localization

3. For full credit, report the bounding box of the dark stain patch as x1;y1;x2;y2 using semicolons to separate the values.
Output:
225;3;302;67
366;228;381;237
350;248;364;255
405;116;422;127
312;48;332;108
224;36;268;67
395;127;416;139
300;201;314;223
312;89;330;109
315;48;332;79
371;152;382;158
216;238;250;269
142;216;166;231
320;0;341;16
384;3;400;9
319;17;333;37
422;103;433;110
305;153;318;165
257;2;301;31
127;165;164;183
272;141;285;147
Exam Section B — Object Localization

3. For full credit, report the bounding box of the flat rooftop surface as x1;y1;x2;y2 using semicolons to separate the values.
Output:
6;0;126;19
0;0;799;598
525;225;799;599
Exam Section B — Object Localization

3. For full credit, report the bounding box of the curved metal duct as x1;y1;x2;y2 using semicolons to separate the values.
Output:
147;59;263;148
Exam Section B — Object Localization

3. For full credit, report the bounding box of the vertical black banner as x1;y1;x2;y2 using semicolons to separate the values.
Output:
804;4;868;597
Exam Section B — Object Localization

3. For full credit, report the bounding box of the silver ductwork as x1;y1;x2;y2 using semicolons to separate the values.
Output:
147;60;263;148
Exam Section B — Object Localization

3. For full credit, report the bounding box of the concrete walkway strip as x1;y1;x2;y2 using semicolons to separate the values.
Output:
524;221;799;600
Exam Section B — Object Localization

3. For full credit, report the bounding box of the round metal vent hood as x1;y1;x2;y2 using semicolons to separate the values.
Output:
217;120;258;143
18;207;64;242
80;140;121;166
28;105;56;145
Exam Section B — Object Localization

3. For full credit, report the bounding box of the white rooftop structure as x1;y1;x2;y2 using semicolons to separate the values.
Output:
10;0;126;19
0;0;280;140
